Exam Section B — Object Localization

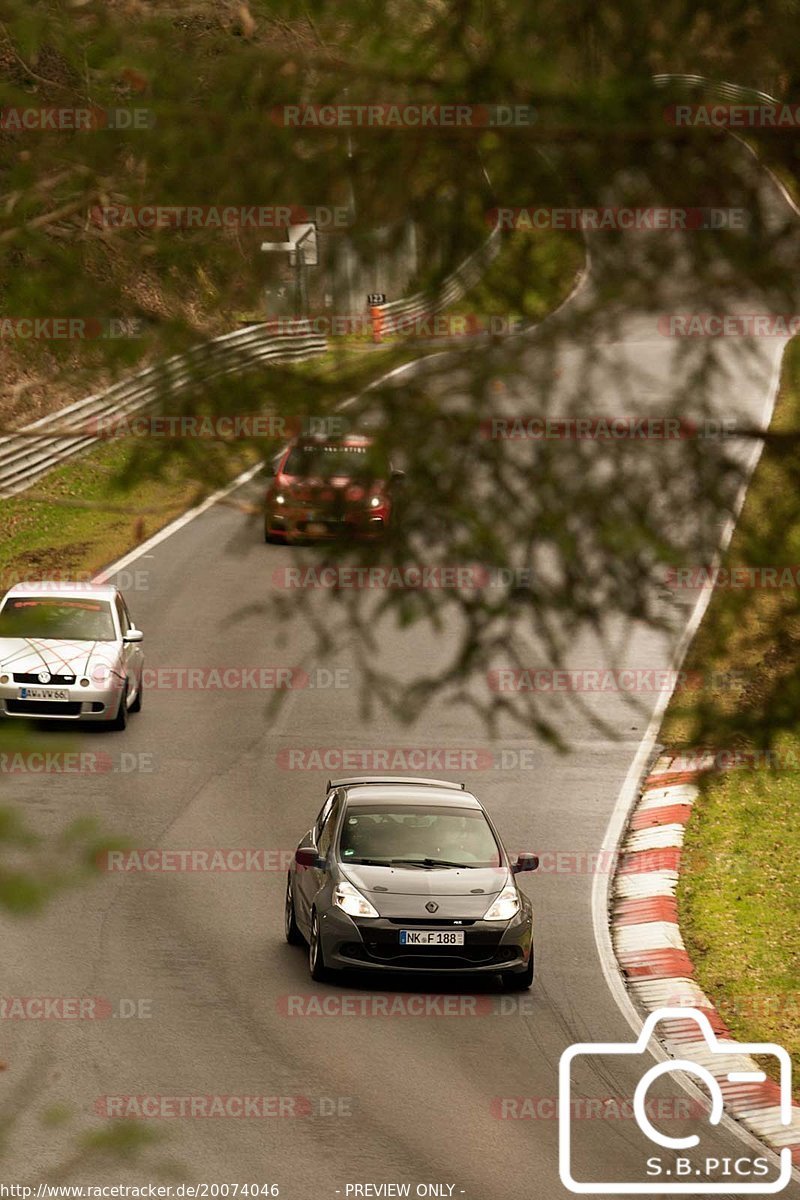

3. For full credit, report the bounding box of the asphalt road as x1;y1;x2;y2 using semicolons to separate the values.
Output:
2;154;799;1199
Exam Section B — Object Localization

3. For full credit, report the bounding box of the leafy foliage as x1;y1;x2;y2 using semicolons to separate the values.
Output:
2;2;800;733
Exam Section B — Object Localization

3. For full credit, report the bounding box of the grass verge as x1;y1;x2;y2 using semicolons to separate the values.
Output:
660;338;800;1078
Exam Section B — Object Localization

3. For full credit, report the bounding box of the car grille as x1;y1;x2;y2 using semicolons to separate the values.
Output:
13;672;77;685
341;942;519;969
386;918;477;927
296;519;346;534
5;699;83;716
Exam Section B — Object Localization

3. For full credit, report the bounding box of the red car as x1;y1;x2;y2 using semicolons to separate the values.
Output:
264;434;403;543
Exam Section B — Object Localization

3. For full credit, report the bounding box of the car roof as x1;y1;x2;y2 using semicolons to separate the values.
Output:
330;775;465;791
2;581;119;601
331;777;481;809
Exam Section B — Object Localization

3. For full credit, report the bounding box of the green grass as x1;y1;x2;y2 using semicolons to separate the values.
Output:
449;228;584;323
661;338;800;1078
678;757;800;1075
0;439;220;586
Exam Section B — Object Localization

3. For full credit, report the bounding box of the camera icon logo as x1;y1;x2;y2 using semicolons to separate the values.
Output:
559;1007;794;1194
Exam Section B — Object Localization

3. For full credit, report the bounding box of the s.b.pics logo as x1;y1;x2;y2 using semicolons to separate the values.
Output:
559;1008;794;1193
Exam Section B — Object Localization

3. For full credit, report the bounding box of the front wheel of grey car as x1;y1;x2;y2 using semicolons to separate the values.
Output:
503;952;534;991
308;911;329;981
285;877;303;946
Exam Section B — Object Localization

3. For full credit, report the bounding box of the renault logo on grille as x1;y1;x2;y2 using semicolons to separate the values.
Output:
425;901;438;913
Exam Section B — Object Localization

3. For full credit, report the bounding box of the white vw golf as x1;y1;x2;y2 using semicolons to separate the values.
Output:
0;582;144;729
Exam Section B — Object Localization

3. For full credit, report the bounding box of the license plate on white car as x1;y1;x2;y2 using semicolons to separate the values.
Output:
18;687;70;701
399;930;465;946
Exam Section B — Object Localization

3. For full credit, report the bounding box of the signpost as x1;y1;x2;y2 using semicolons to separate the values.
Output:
261;224;318;315
368;294;387;343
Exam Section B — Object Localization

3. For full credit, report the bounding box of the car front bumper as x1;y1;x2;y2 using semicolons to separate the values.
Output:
266;506;387;541
0;680;123;721
318;906;533;975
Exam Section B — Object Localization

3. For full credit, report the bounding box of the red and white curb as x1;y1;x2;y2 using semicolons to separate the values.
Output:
611;751;800;1167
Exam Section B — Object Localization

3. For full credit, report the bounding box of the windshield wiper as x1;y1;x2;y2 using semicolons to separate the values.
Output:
386;857;476;869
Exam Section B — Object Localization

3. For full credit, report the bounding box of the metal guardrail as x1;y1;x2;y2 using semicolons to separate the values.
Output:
652;73;778;106
378;225;502;324
0;327;328;498
0;225;503;498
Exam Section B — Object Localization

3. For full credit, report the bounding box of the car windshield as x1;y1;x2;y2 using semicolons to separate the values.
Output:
282;444;382;480
0;597;117;641
339;804;502;868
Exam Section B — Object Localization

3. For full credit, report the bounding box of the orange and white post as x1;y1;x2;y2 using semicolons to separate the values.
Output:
370;305;384;344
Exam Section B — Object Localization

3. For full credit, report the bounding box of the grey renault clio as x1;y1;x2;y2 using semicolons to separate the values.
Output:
285;776;538;989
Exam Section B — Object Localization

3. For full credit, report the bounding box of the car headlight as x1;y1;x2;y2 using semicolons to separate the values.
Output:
79;677;90;687
275;494;286;505
483;884;521;921
369;495;382;508
0;674;8;684
333;880;380;919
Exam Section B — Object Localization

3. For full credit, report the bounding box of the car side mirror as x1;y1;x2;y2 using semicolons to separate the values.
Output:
512;852;539;874
295;847;325;869
123;629;143;643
